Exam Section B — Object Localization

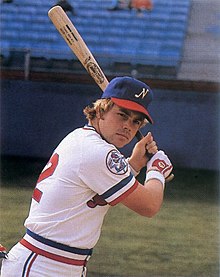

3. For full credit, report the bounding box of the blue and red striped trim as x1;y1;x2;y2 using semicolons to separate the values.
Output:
20;239;86;266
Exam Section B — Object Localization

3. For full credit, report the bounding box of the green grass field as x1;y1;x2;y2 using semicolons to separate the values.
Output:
1;157;219;276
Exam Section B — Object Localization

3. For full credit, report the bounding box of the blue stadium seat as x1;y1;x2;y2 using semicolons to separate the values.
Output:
1;0;191;74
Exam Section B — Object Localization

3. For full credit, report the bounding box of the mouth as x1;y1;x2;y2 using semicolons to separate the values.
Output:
116;133;129;141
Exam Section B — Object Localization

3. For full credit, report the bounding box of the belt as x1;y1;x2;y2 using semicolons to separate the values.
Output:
20;229;93;266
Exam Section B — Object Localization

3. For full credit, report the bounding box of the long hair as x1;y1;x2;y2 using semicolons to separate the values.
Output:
83;98;114;120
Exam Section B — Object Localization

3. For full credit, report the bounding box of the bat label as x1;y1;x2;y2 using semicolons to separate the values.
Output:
66;24;78;41
60;25;78;45
86;61;105;85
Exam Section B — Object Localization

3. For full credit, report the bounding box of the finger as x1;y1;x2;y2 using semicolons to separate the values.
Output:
147;145;158;155
146;140;157;150
137;131;154;146
140;132;153;145
144;133;157;158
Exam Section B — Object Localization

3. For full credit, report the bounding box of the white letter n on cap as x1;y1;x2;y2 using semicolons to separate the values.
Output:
135;88;149;99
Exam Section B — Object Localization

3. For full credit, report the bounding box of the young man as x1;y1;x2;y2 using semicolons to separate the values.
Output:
1;76;173;277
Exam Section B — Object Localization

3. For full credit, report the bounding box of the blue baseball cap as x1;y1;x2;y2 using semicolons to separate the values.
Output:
101;76;153;124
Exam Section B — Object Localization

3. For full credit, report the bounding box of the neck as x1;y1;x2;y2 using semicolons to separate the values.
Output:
88;118;101;135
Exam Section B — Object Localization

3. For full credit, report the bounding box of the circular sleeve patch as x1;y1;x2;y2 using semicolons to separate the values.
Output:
106;150;128;175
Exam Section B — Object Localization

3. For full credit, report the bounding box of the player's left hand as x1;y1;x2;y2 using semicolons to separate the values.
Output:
129;132;158;172
147;150;173;179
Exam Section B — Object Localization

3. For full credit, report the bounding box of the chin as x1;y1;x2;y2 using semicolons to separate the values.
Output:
115;139;130;149
111;134;131;148
115;143;126;149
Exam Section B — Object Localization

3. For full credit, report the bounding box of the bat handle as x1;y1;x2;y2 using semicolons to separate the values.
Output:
135;130;144;141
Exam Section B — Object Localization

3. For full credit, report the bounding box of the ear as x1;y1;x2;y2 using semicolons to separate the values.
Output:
96;108;101;119
97;108;105;119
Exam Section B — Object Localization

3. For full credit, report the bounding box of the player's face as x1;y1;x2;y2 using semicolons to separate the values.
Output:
98;104;145;148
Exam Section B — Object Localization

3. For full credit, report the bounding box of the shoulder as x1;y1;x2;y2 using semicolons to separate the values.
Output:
78;126;129;174
81;127;117;164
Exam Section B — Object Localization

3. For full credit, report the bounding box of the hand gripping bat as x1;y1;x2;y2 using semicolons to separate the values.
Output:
48;6;174;182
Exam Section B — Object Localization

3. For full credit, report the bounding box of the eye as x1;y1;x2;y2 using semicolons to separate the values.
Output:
133;119;142;126
118;112;128;119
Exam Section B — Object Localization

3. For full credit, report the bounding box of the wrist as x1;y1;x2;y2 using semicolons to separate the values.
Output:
127;158;140;177
145;170;165;189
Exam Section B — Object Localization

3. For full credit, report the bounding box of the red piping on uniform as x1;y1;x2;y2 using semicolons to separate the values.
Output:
26;253;38;277
110;180;139;206
20;239;87;266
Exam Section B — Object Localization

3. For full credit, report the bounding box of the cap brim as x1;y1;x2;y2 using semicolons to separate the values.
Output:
111;97;153;124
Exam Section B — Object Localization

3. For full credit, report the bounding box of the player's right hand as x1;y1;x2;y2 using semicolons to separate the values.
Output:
129;132;158;172
147;150;173;179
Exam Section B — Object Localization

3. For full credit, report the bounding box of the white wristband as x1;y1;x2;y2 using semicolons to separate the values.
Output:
126;158;140;177
145;170;165;189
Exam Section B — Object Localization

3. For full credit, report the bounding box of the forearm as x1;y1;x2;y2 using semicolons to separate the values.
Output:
122;151;173;217
127;158;140;176
142;178;164;217
122;178;164;217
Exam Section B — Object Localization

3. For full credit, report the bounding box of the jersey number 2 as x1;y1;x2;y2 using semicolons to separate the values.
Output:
32;153;59;203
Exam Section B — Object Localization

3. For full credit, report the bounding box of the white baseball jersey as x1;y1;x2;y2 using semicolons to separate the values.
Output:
24;125;138;250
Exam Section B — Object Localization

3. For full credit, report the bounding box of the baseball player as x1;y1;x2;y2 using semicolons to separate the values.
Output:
1;76;173;277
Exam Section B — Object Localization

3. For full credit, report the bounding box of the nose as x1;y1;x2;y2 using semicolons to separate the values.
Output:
123;119;132;132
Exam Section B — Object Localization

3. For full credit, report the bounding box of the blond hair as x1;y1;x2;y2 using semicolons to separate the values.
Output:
83;98;114;121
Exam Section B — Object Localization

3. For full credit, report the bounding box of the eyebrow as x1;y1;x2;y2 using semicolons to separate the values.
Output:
118;107;145;121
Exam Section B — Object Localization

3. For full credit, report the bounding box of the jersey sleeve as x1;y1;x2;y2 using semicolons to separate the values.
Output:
79;139;138;206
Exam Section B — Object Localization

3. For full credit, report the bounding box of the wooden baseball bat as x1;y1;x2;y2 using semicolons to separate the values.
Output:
48;6;109;91
48;6;174;182
48;6;144;138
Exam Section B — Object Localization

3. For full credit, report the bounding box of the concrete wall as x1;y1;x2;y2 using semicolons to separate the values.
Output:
1;80;219;171
178;0;220;82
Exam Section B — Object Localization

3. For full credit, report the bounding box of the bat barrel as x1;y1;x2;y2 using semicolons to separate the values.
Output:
48;6;109;91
